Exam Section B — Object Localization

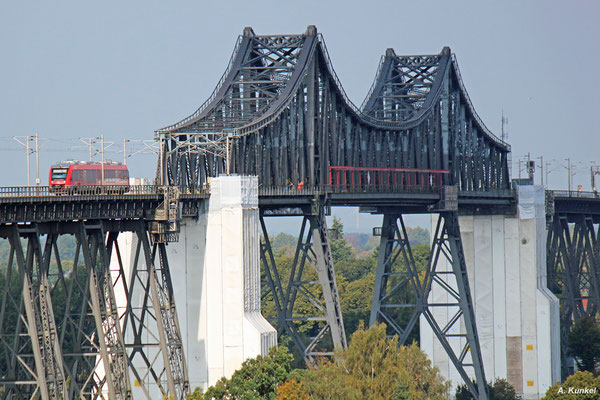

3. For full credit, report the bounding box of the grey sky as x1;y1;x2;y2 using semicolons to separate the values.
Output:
1;1;598;233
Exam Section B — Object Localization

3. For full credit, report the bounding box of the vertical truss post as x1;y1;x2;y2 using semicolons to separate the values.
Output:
0;231;28;399
370;213;488;400
260;206;346;365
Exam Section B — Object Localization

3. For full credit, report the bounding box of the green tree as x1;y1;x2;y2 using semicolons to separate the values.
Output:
297;322;450;400
406;226;430;246
338;272;375;334
187;387;203;399
300;360;363;399
567;316;600;373
542;370;600;400
329;216;354;263
270;233;297;257
202;345;293;400
490;379;521;400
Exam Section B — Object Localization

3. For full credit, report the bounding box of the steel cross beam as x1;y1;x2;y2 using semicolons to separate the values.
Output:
259;206;347;365
369;212;488;400
547;214;600;378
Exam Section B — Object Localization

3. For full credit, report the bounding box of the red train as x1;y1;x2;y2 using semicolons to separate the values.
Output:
49;160;129;194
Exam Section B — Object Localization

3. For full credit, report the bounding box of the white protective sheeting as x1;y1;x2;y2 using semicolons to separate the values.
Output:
518;185;545;220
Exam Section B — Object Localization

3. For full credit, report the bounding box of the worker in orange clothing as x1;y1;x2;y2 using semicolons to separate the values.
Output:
297;181;305;190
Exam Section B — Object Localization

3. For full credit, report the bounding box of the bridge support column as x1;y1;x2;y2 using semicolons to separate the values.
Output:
547;213;600;378
260;203;347;365
421;185;560;399
0;222;135;400
108;222;189;399
2;226;68;400
370;212;488;400
152;176;276;391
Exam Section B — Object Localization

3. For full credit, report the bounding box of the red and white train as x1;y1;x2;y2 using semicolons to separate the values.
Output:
49;160;129;194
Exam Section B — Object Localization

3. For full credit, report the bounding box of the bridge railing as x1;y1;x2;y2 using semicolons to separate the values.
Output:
258;168;450;196
258;184;444;197
328;166;449;192
258;184;445;197
552;190;600;199
0;185;167;198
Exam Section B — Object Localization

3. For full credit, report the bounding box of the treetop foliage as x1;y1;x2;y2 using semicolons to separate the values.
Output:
198;346;293;400
295;322;450;400
197;323;450;400
542;371;600;400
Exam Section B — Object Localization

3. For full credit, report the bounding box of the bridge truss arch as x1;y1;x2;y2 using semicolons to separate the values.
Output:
156;25;511;194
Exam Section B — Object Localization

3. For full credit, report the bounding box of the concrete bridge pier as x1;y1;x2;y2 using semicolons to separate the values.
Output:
167;175;277;391
421;185;561;399
110;175;276;396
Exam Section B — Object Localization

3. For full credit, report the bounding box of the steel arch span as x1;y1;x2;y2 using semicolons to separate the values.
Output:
156;25;510;194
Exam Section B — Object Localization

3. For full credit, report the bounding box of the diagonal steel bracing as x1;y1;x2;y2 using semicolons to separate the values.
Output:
547;214;600;378
76;222;131;399
0;221;189;399
113;222;189;399
370;212;488;400
259;207;347;365
0;225;67;400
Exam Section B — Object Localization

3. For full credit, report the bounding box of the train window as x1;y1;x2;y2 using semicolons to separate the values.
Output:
72;170;83;181
118;170;129;180
51;168;68;180
84;170;98;184
106;170;116;179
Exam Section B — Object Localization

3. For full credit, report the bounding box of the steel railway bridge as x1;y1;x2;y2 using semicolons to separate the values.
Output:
0;26;597;399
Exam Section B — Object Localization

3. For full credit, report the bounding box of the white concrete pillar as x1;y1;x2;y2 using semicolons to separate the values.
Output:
167;175;277;390
420;185;560;399
109;175;276;396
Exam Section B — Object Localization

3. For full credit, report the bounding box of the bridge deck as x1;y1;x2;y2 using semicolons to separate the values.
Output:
550;190;600;219
0;185;517;223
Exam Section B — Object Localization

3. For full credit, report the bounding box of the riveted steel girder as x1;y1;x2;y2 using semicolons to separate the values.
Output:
157;26;510;195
